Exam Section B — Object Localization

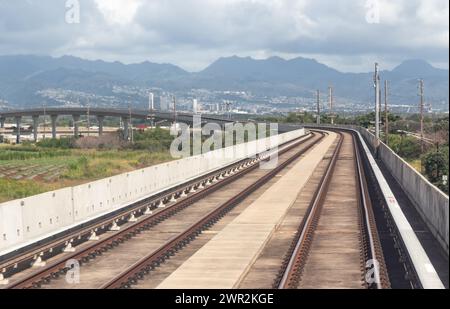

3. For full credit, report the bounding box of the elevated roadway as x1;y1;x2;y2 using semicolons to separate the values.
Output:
0;107;234;143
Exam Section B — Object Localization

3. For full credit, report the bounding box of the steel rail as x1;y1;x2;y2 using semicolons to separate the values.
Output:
275;131;390;289
353;132;391;289
101;132;326;289
0;145;269;280
1;132;315;283
275;132;344;289
6;132;324;289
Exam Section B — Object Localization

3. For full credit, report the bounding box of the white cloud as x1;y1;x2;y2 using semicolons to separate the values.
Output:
0;0;448;72
417;0;449;27
95;0;143;25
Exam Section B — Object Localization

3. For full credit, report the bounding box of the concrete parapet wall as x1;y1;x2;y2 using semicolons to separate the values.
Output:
0;129;305;254
376;138;449;253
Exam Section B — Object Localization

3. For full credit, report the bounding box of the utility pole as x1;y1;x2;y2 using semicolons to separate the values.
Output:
128;101;134;144
148;92;155;128
379;87;382;127
43;102;47;139
374;63;381;143
419;79;425;153
432;106;439;151
225;101;232;120
328;86;335;125
316;90;321;125
172;95;178;128
87;100;90;137
384;80;389;145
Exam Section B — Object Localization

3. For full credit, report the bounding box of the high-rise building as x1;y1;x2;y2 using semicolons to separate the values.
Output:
193;99;199;113
149;93;154;111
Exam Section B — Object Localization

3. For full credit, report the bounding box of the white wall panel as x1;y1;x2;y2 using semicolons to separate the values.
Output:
0;129;306;254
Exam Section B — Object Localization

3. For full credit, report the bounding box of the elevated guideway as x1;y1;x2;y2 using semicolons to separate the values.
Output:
0;128;307;285
0;107;234;142
0;125;447;289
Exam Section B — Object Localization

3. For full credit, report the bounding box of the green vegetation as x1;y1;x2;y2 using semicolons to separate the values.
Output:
0;129;175;203
256;112;449;193
1;114;448;202
132;127;175;152
0;178;57;202
422;148;449;192
346;113;448;192
0;147;71;160
37;137;75;149
387;134;421;159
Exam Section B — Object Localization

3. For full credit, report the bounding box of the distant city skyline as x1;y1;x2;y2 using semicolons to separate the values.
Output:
0;0;448;73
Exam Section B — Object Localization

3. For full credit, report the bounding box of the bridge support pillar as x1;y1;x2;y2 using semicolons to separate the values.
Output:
51;115;58;139
32;115;39;142
0;117;5;129
15;116;21;144
97;115;105;136
73;115;80;138
122;116;130;141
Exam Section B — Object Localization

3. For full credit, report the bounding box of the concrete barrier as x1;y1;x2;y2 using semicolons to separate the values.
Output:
0;129;305;254
377;140;449;253
356;127;448;252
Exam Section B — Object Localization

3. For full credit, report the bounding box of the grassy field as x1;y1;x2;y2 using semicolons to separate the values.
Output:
0;129;175;203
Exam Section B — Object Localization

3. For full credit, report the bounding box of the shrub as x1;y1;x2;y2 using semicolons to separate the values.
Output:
74;134;126;150
37;138;74;149
388;135;422;160
132;128;174;152
422;148;449;193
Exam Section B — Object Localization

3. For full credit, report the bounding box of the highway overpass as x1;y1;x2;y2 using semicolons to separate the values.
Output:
0;107;234;143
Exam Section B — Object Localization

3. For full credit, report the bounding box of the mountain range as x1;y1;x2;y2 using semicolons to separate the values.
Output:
0;55;448;109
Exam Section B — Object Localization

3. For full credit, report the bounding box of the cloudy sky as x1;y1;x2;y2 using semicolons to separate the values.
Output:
0;0;448;72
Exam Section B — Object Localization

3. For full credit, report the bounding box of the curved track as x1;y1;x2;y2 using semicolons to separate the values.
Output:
4;129;410;290
3;131;325;289
274;131;390;289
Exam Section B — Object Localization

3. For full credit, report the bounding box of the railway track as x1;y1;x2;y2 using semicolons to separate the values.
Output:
101;131;326;289
274;131;391;289
3;131;326;289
